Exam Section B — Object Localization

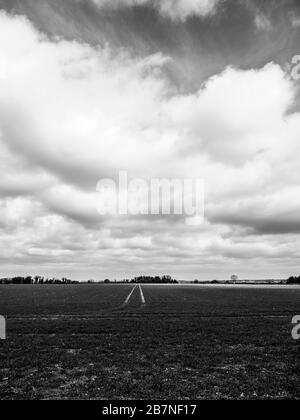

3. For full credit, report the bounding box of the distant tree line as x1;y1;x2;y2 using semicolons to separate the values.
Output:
103;275;177;284
0;276;78;285
101;276;177;284
287;276;300;285
130;275;177;284
1;275;295;285
0;275;177;285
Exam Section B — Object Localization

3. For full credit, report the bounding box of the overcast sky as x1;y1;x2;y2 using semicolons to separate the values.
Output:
0;0;300;280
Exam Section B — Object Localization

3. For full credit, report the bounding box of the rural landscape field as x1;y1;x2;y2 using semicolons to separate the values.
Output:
1;284;300;400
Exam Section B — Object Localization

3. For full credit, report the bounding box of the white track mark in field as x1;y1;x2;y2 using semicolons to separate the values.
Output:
139;285;146;304
123;285;137;306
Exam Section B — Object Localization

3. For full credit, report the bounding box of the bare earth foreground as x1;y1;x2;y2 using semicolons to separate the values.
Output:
0;284;300;400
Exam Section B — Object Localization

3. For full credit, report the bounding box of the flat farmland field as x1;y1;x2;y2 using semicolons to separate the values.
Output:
0;284;300;400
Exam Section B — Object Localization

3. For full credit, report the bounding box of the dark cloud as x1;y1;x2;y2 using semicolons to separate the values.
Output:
211;213;300;235
1;0;300;91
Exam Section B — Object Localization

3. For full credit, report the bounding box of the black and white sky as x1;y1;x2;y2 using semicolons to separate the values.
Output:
0;0;300;280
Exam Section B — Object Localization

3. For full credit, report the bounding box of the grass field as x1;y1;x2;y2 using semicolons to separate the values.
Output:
0;284;300;400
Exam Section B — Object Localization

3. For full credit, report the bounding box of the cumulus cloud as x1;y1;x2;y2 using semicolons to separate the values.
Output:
1;10;300;279
0;12;174;185
164;64;294;165
92;0;220;21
